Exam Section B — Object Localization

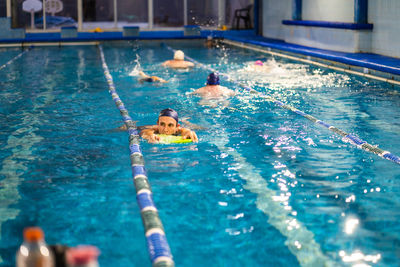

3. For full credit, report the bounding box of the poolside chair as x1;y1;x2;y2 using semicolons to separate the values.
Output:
233;4;253;29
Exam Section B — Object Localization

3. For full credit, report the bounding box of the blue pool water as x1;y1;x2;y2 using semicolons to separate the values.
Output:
1;40;400;266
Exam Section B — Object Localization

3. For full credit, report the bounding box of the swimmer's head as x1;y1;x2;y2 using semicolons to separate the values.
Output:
159;108;178;124
158;108;179;134
174;50;184;61
254;60;263;66
206;72;220;85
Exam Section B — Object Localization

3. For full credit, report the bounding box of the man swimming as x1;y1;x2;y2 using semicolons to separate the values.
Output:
191;72;235;98
162;50;195;69
138;71;168;83
140;108;198;143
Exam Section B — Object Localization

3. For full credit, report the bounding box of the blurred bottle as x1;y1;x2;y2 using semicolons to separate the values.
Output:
16;227;55;267
65;246;100;267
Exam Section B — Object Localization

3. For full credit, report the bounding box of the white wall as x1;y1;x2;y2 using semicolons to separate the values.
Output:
369;0;400;57
261;0;400;58
302;0;353;22
262;0;291;40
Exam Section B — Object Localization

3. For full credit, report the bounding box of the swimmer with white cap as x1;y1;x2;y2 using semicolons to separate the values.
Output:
191;72;235;98
162;50;195;69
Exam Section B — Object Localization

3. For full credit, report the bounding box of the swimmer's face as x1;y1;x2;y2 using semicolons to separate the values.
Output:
157;116;178;135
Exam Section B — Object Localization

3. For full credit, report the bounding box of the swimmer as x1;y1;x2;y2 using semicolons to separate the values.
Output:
246;60;270;72
162;50;195;69
190;72;235;98
255;60;263;66
138;71;168;83
204;36;216;48
140;108;198;143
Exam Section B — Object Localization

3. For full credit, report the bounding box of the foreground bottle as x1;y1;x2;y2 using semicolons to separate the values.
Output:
16;227;55;267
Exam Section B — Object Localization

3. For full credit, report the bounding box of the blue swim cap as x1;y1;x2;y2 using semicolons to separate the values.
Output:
206;72;220;85
159;108;179;123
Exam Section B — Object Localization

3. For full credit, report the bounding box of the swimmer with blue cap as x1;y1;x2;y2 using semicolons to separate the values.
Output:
190;72;235;98
140;108;198;143
138;71;168;83
162;50;195;69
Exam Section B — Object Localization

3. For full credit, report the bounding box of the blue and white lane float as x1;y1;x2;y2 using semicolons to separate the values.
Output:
164;45;400;166
98;45;174;267
0;48;31;71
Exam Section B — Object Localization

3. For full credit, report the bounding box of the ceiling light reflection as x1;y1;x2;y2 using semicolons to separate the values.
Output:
344;217;359;234
339;250;381;265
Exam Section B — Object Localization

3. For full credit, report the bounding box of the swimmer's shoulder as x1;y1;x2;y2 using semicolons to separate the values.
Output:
219;86;235;95
185;61;195;67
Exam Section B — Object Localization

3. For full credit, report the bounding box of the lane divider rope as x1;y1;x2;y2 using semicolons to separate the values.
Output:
165;45;400;165
98;44;174;267
0;48;31;71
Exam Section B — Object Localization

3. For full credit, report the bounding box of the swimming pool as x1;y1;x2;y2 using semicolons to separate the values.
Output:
1;40;400;266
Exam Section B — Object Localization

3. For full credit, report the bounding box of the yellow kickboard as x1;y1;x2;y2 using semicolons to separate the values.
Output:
156;134;193;144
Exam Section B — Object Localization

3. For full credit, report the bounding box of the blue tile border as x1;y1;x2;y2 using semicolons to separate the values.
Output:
0;29;254;44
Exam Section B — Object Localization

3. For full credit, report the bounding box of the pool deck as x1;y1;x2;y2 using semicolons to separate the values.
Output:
1;29;400;80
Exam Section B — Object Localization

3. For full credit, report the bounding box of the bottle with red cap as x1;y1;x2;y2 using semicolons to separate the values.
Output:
65;246;100;267
16;227;55;267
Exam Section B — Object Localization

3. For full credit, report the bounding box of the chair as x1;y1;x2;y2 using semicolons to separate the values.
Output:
233;4;253;29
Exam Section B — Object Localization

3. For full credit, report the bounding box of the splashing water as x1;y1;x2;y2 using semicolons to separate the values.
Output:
129;53;142;76
232;59;350;90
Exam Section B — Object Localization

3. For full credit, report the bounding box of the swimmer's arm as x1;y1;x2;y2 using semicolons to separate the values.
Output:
139;71;149;78
189;87;204;95
162;60;170;67
140;128;160;143
154;77;168;83
118;124;127;131
118;124;152;131
179;127;198;142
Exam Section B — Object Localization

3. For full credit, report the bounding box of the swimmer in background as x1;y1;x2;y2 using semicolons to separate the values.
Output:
139;108;198;143
138;71;168;83
204;36;216;48
162;50;195;69
246;60;271;72
190;72;235;98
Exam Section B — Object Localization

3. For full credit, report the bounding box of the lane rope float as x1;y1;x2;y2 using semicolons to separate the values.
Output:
98;45;175;267
164;45;400;165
